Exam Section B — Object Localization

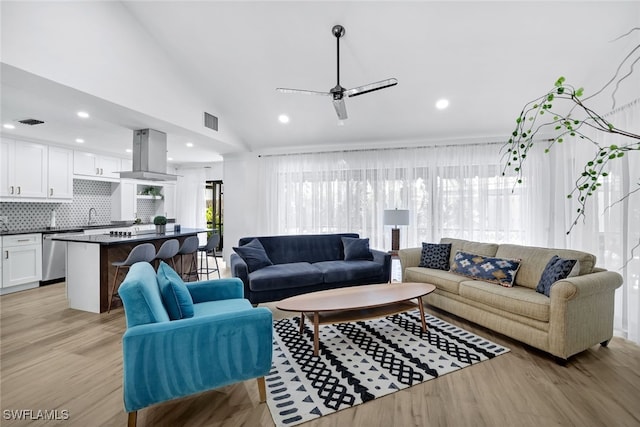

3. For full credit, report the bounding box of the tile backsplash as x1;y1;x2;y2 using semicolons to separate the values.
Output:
0;180;112;231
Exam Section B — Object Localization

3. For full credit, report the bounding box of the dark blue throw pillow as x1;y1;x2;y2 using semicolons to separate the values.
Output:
233;238;273;273
419;242;452;270
536;255;577;297
342;237;374;261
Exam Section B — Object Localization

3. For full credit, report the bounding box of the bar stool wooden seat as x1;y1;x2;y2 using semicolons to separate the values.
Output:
108;243;156;313
177;236;199;282
197;233;221;280
153;239;179;270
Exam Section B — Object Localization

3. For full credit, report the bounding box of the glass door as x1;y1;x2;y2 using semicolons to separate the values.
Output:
205;180;223;252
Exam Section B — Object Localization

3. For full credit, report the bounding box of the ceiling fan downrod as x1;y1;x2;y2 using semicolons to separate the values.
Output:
331;25;346;100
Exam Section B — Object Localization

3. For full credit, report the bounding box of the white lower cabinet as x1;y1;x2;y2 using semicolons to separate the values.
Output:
1;233;42;294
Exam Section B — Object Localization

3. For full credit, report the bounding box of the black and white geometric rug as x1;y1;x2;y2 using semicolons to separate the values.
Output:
266;309;509;427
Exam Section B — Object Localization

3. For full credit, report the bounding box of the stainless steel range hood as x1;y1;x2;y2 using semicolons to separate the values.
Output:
119;129;178;181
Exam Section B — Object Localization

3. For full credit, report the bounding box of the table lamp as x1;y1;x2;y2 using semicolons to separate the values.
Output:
383;209;410;251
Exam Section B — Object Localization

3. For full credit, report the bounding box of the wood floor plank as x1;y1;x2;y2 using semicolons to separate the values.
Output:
1;279;639;427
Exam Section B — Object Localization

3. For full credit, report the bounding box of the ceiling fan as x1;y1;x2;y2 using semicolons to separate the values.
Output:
276;24;398;120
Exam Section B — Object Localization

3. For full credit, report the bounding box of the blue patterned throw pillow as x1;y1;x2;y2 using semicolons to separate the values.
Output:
451;251;521;287
536;255;577;297
419;242;452;270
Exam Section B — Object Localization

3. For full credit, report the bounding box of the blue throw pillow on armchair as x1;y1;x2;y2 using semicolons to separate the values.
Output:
233;238;274;272
157;261;194;320
342;237;374;261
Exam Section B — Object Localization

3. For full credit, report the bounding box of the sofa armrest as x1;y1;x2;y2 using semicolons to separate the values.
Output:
186;278;244;303
551;270;623;300
371;249;392;282
398;247;422;281
122;306;273;412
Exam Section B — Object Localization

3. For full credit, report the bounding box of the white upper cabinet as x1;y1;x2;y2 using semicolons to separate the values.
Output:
47;146;73;200
111;180;136;222
74;151;122;181
0;137;47;200
163;182;177;219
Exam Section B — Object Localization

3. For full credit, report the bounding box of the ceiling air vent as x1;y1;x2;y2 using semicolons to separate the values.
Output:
18;118;45;126
204;112;218;131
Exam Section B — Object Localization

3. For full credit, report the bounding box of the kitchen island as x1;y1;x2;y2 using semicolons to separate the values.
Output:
52;228;207;313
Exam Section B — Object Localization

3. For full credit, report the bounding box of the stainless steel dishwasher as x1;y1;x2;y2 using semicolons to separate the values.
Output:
41;230;83;285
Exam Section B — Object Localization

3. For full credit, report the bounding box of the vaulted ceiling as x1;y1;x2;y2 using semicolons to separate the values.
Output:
1;1;638;165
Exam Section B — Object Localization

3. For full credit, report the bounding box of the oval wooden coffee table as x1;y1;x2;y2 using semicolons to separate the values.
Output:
276;282;436;355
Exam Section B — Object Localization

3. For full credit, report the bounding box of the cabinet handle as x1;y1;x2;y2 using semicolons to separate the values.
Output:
96;168;100;175
17;239;30;242
50;188;54;196
4;251;8;259
17;186;21;195
9;186;14;194
100;168;104;175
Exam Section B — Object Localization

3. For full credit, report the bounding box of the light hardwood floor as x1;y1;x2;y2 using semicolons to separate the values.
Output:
1;276;639;427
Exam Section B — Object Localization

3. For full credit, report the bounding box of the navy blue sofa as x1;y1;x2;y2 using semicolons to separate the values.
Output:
230;233;392;304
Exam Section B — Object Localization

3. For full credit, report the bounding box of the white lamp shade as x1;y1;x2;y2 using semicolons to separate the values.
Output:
383;209;410;227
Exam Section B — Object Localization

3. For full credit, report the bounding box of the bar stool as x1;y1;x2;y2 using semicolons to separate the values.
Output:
177;236;199;282
153;239;179;271
108;243;156;313
197;233;221;280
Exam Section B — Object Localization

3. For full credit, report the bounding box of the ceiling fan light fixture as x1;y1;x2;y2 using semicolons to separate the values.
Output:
276;24;397;120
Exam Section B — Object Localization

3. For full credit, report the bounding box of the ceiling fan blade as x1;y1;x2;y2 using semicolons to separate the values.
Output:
276;88;331;96
345;78;398;98
333;98;348;120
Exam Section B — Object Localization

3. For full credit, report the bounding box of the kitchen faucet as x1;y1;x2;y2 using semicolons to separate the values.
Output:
88;208;97;226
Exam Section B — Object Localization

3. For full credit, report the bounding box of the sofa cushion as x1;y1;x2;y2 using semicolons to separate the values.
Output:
248;262;323;292
459;280;550;322
238;233;359;264
233;238;273;272
440;238;499;268
404;267;467;295
419;242;451;270
451;251;521;287
157;261;195;320
342;237;374;261
495;244;595;289
536;255;577;297
314;260;384;283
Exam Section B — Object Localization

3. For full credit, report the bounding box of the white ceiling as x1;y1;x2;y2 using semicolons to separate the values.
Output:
1;1;638;165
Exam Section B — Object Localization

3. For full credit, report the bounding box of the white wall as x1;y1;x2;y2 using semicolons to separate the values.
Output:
0;1;241;150
222;153;261;262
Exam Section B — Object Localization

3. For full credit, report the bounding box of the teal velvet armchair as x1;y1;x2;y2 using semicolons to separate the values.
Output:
119;262;273;427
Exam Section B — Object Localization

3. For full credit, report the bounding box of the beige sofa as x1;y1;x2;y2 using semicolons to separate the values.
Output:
399;238;623;361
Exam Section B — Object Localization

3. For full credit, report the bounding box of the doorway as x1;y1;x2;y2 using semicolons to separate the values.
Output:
205;180;223;252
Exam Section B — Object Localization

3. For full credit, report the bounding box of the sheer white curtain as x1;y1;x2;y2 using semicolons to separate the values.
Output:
523;100;639;344
259;101;639;344
176;167;207;231
259;143;535;251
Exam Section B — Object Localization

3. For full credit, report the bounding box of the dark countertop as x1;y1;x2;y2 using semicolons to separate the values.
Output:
50;228;207;246
0;223;152;236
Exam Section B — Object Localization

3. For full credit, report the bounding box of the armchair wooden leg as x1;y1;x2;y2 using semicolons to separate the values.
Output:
127;411;137;427
257;376;266;402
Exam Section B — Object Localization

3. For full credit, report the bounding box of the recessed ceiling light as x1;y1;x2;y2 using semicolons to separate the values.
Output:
126;148;132;153
167;157;174;161
278;114;290;124
77;111;90;118
3;123;15;129
435;99;449;110
186;142;194;148
75;138;84;143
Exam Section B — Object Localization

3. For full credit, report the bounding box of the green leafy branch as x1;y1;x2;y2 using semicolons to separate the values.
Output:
501;29;640;233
